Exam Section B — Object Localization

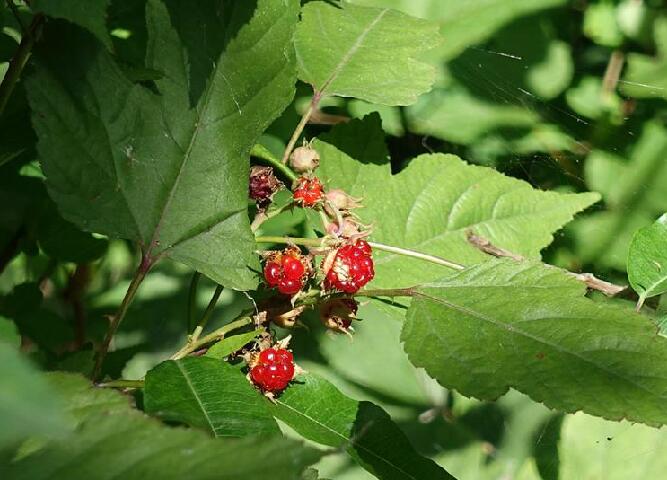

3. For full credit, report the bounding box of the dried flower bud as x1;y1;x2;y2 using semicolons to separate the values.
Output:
325;189;362;211
289;145;320;173
319;298;358;334
249;166;282;209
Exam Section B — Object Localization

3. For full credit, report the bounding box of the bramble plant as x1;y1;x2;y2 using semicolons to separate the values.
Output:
2;0;667;479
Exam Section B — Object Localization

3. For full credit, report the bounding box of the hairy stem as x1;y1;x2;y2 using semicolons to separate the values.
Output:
0;13;44;116
255;235;328;248
281;92;321;164
93;253;153;381
355;287;415;298
98;379;146;389
250;144;297;183
367;241;465;271
170;316;253;360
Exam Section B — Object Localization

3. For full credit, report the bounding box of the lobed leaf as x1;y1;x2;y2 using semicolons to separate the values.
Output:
144;357;279;437
26;0;300;290
295;1;440;105
272;374;456;480
402;259;667;426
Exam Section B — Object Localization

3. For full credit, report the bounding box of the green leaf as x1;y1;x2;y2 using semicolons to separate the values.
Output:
37;203;108;263
31;0;113;49
629;214;667;307
295;1;440;105
402;259;667;426
314;136;599;288
352;0;568;62
574;122;667;270
0;343;67;449
272;374;456;480
407;86;538;145
4;373;322;479
205;328;264;359
26;0;300;290
559;412;667;479
144;357;279;437
583;1;623;47
622;18;667;100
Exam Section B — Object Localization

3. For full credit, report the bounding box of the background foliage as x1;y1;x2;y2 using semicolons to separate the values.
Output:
2;0;667;479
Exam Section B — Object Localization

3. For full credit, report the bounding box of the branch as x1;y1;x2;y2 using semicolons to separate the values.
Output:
0;13;44;116
281;92;321;164
92;252;153;380
367;241;465;271
170;316;253;360
466;230;626;297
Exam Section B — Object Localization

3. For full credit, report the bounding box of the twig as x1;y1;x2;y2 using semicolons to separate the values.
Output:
601;50;625;98
281;92;321;164
190;284;224;342
170;316;253;360
250;144;297;183
367;241;465;271
93;252;154;380
0;13;44;116
98;379;145;389
466;230;626;297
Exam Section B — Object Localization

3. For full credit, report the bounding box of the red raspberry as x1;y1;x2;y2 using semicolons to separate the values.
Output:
293;176;323;207
250;347;295;393
263;248;309;296
324;240;374;293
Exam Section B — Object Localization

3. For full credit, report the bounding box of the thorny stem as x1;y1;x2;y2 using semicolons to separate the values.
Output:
93;253;153;381
281;92;321;164
170;316;253;360
255;236;330;248
250;144;297;183
0;13;44;117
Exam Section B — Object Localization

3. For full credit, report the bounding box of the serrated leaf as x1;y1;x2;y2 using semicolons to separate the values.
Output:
0;343;67;449
31;0;113;49
3;373;321;479
295;1;440;105
352;0;567;62
26;0;300;290
314;136;599;288
574;122;667;270
205;328;264;359
272;374;456;480
402;259;667;426
629;214;667;306
144;357;279;437
559;412;667;479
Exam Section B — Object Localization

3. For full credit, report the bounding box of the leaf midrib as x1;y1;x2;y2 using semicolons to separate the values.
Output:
412;289;666;406
175;361;217;435
275;398;419;480
317;7;389;94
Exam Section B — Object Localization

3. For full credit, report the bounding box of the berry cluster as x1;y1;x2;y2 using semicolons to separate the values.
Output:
249;347;294;393
324;239;374;293
263;249;310;295
292;176;323;207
